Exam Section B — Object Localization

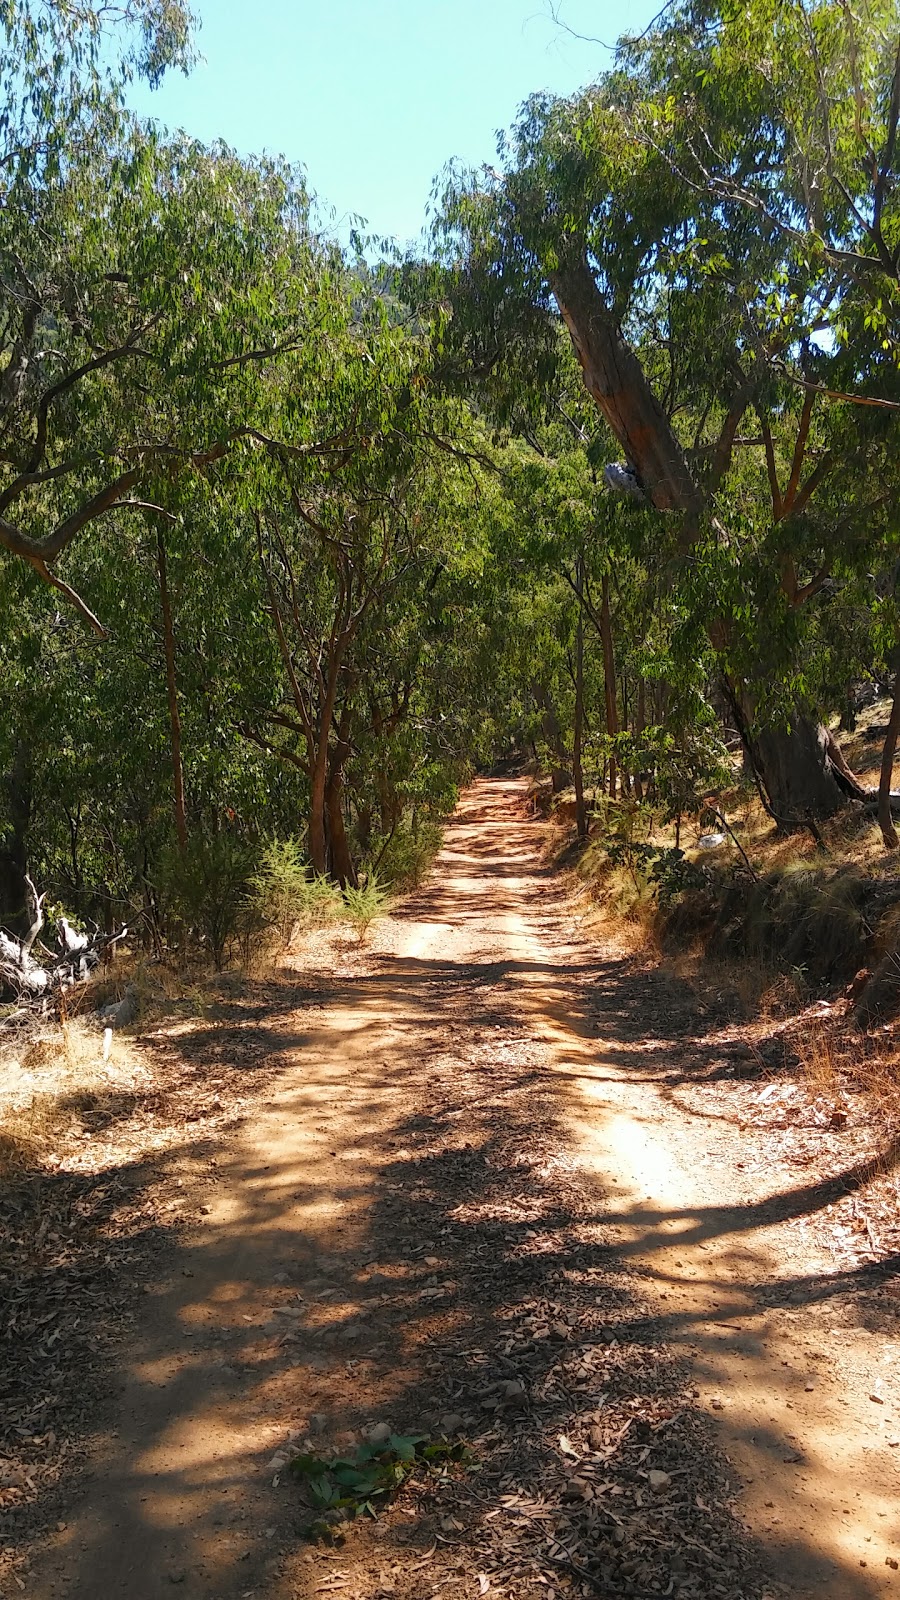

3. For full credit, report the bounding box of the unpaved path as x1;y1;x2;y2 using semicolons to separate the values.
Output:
22;779;900;1599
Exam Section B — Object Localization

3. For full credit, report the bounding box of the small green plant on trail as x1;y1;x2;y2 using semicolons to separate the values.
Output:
290;1431;474;1541
341;872;391;943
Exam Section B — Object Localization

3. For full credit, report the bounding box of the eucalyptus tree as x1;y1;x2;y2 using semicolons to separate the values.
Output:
431;0;900;828
0;118;344;630
2;515;277;934
227;286;489;884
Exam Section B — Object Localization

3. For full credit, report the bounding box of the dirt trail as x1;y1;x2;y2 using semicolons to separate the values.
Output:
25;779;900;1599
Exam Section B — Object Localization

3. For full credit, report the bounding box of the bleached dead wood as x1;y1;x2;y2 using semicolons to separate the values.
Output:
0;884;132;1006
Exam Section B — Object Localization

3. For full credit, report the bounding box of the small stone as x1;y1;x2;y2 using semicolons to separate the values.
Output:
562;1477;590;1501
500;1380;526;1407
648;1469;671;1491
367;1422;392;1446
309;1413;328;1433
710;1397;725;1410
440;1413;464;1434
886;1556;899;1569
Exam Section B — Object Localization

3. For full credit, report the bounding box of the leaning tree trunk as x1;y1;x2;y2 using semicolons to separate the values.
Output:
551;259;703;518
551;252;865;825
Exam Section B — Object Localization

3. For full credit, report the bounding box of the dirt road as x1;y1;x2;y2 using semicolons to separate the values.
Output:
22;780;900;1599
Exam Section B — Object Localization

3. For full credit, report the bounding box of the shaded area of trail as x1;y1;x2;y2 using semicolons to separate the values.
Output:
19;779;899;1599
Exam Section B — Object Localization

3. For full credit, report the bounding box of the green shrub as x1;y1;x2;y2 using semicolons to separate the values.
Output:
371;821;443;891
246;838;343;949
159;834;256;969
341;872;391;942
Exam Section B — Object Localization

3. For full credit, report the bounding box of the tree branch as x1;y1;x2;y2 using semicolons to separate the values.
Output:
782;389;816;514
33;559;107;636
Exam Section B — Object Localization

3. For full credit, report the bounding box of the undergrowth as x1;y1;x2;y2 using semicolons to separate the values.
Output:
562;778;900;1033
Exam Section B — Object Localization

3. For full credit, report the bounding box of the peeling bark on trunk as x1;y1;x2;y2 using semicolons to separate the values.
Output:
550;260;703;519
550;253;867;824
823;729;869;801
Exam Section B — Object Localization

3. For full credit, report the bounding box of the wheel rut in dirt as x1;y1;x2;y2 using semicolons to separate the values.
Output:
21;778;900;1599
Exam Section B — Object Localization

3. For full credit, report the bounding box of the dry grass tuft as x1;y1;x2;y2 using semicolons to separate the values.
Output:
0;1105;58;1179
797;1023;839;1095
0;1013;147;1184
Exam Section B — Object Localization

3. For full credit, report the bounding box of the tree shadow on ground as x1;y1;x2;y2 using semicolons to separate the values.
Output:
12;788;900;1599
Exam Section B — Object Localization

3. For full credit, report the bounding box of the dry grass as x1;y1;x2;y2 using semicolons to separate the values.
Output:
0;997;149;1184
797;1022;840;1095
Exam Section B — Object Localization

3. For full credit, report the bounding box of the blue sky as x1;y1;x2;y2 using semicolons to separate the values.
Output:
129;1;651;247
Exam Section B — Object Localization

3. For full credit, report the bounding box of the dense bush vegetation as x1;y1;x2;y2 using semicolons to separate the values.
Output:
3;0;900;978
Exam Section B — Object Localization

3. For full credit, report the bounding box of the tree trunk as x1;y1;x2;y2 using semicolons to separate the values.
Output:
550;259;703;517
357;801;373;852
751;715;853;828
573;557;588;839
0;743;31;925
156;525;188;857
634;680;646;803
879;660;900;849
552;254;868;827
325;710;357;888
532;683;572;791
600;575;619;800
308;757;328;876
325;768;357;886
